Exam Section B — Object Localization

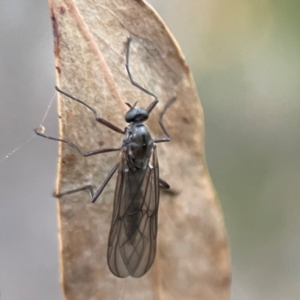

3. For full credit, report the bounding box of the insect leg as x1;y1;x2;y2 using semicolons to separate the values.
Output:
153;96;177;143
159;178;170;189
55;86;124;134
125;37;159;114
34;128;121;157
55;185;94;198
91;163;119;203
55;163;119;202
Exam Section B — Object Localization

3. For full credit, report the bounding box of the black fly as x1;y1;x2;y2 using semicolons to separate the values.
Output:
35;37;176;278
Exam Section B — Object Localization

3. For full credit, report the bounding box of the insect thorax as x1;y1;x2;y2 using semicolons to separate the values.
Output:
123;123;154;169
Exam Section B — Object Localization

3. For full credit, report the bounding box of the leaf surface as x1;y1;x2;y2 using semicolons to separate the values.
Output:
49;0;231;299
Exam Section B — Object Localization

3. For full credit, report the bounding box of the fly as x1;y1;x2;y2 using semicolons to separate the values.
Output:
35;37;176;278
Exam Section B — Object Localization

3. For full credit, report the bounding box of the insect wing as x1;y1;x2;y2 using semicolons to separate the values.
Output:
107;146;159;278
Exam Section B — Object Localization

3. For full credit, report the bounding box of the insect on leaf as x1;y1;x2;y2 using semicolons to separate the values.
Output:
48;0;231;299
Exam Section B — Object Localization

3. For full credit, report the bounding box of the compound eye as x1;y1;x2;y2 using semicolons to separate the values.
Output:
136;110;148;122
125;108;137;122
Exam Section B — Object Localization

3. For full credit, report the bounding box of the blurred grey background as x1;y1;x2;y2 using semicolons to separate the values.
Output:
1;1;299;299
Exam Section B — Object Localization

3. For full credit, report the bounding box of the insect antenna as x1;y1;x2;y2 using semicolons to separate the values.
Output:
125;101;138;109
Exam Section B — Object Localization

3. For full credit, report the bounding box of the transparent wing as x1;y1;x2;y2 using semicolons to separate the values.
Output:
107;145;159;278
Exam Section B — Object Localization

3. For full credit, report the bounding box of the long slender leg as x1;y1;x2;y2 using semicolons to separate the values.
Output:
34;129;121;157
55;185;94;198
126;37;158;114
91;163;119;203
55;163;119;203
154;96;177;143
55;86;124;134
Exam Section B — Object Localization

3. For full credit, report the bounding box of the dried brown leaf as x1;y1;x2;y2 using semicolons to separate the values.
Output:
48;0;231;299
